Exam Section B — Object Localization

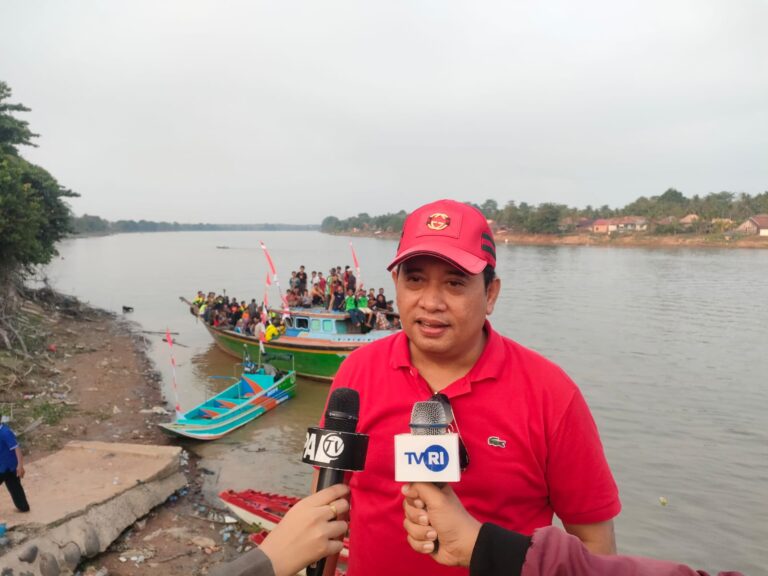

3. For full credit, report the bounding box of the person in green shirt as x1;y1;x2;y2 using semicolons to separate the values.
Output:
344;288;364;327
356;289;373;328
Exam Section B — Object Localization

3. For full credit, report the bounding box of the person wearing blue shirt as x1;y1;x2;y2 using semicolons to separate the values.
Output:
0;420;30;512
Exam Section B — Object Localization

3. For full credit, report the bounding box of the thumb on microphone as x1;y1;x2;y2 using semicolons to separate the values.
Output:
401;482;481;568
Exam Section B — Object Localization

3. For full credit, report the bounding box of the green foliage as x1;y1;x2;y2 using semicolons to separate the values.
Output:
30;400;68;425
0;82;76;279
70;214;110;234
0;82;38;155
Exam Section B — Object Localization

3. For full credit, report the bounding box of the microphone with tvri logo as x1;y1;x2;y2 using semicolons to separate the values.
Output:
394;400;461;484
303;388;368;576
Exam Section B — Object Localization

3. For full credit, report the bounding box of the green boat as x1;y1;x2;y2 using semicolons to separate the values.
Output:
198;307;399;381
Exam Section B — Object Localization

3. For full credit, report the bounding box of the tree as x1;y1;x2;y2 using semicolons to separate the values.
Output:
0;82;76;279
320;216;341;232
524;203;563;234
0;82;38;155
479;199;499;220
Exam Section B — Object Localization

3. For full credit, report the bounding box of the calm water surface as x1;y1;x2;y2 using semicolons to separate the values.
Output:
45;232;767;574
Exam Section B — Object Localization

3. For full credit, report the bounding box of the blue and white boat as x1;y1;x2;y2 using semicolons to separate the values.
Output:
159;353;296;440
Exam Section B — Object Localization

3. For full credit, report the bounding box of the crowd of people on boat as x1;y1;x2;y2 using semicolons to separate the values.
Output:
189;264;399;339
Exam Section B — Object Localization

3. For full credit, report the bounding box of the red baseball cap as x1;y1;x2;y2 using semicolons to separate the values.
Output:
387;199;496;274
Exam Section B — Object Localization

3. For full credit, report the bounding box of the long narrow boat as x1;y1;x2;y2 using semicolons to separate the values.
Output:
158;356;296;440
219;488;349;574
191;305;399;381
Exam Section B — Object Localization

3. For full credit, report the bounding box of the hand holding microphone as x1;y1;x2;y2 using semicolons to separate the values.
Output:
208;485;350;576
401;482;481;568
394;399;463;556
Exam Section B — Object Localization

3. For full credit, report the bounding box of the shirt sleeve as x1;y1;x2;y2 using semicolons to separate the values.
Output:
545;390;621;525
207;547;275;576
523;526;743;576
1;427;18;451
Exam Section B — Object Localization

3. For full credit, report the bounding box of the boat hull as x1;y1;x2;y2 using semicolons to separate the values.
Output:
204;324;367;381
159;371;296;440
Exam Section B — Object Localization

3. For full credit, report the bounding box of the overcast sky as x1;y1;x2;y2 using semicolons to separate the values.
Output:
1;1;766;224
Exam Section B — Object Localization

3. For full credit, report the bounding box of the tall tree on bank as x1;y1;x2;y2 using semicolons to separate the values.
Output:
0;81;77;350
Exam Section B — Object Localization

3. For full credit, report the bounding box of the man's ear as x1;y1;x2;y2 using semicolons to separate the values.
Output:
485;277;501;316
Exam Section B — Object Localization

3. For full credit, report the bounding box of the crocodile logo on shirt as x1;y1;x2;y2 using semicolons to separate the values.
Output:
488;436;507;448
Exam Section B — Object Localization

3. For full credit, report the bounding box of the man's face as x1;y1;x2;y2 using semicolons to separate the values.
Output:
392;256;500;363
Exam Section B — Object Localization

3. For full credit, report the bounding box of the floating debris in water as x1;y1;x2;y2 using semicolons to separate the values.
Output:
658;496;668;506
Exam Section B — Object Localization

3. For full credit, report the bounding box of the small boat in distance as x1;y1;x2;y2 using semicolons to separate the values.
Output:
158;352;296;440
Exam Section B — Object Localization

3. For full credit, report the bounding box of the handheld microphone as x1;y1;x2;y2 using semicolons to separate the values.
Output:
303;388;368;576
394;400;461;483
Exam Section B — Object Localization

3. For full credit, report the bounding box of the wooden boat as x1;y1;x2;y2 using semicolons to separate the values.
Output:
192;305;399;381
219;488;349;574
158;354;296;440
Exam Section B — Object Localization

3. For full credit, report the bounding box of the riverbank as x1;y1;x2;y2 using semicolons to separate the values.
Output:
339;230;768;249
0;290;251;575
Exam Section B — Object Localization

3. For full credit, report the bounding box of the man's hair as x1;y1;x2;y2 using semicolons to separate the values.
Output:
482;265;496;289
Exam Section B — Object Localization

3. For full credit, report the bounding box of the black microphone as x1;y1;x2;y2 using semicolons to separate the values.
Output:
303;388;368;576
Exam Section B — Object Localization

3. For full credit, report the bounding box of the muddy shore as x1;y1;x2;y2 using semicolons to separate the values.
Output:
1;291;250;575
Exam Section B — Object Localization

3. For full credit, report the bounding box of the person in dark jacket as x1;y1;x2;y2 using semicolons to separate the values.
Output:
402;483;743;576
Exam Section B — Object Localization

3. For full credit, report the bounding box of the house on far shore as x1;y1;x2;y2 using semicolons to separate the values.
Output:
615;216;648;232
679;214;700;227
591;216;647;234
735;214;768;236
591;218;615;234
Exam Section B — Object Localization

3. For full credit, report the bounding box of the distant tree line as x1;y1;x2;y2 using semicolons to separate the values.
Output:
70;215;318;235
322;189;768;235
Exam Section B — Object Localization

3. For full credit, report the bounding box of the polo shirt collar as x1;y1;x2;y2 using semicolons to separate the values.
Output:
389;319;506;388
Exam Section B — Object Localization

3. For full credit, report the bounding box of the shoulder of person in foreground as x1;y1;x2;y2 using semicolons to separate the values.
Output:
208;547;275;576
481;525;744;576
403;483;741;576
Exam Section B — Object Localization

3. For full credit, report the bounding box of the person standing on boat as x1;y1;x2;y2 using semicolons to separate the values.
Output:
318;199;620;576
0;419;30;513
297;265;308;293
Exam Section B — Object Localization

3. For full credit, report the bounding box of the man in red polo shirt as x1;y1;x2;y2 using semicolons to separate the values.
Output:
321;199;620;576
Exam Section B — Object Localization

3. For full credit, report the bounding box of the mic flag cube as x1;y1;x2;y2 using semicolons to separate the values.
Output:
302;427;368;471
394;433;461;482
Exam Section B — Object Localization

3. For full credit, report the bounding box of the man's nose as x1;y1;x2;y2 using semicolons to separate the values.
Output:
418;281;446;310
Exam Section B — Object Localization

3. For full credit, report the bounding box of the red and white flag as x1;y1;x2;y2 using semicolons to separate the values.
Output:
165;328;183;420
350;241;362;289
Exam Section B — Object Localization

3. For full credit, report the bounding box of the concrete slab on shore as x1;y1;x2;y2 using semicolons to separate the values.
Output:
0;441;186;575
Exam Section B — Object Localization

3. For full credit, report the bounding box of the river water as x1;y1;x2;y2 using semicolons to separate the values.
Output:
45;231;767;573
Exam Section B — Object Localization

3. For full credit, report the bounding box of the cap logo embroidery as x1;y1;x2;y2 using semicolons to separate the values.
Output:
488;436;506;448
426;213;451;231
